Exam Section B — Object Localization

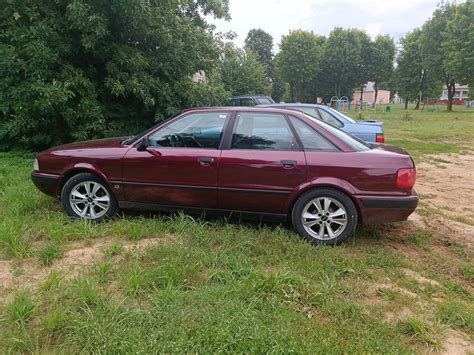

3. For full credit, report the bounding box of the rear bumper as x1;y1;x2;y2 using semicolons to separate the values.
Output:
356;192;419;225
31;172;61;197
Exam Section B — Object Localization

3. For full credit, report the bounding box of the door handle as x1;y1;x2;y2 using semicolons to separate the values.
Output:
281;160;297;168
198;157;214;166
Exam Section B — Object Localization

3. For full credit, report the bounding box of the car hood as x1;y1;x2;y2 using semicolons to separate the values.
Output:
46;137;127;152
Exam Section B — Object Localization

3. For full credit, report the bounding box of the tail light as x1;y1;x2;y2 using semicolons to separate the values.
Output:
396;168;416;189
376;134;385;143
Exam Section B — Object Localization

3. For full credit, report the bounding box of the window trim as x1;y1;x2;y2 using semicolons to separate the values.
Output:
287;114;341;152
145;111;233;150
227;111;302;152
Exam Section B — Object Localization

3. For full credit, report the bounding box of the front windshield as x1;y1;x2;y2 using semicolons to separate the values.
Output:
326;107;356;123
302;114;371;152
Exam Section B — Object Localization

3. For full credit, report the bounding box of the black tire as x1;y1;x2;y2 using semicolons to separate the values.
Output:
61;172;118;222
291;188;357;246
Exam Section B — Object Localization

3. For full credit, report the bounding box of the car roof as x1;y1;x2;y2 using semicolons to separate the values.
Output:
182;106;307;115
231;95;272;99
259;103;326;108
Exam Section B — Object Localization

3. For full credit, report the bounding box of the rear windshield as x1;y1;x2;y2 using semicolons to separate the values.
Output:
326;107;356;123
302;114;371;152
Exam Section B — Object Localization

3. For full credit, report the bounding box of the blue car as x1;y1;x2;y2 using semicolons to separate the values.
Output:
258;103;384;143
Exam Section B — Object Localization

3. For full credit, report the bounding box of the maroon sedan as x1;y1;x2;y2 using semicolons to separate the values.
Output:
32;107;418;245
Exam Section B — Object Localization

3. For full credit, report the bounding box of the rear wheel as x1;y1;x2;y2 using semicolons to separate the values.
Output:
61;173;117;221
292;188;357;245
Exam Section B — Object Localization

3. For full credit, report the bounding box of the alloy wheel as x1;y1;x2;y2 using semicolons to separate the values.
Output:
301;197;348;240
69;181;111;219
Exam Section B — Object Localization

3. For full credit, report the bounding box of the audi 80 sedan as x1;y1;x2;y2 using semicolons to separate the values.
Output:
259;103;385;143
32;107;418;245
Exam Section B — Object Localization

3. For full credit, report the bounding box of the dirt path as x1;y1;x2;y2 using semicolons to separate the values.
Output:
410;153;474;251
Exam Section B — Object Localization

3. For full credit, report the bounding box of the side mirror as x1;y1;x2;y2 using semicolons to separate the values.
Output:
136;137;149;152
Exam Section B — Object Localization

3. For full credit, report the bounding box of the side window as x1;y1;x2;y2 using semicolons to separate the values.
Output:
289;106;319;118
256;97;273;105
316;108;344;128
231;113;297;151
148;112;229;149
288;116;338;151
239;98;255;106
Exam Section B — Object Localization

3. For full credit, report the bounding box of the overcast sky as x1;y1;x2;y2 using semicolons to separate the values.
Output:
208;0;444;51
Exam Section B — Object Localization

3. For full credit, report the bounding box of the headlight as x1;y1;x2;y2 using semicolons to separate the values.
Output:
34;158;39;171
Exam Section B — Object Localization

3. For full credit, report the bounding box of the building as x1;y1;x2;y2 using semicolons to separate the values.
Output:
439;83;470;101
192;70;207;84
352;82;390;106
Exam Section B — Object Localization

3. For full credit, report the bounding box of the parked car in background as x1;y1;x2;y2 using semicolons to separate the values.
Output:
226;95;275;106
32;107;417;246
259;103;385;143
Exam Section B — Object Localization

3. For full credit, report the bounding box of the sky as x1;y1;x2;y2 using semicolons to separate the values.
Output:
208;0;445;51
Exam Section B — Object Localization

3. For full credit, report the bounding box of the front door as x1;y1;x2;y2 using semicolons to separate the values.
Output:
218;111;306;214
122;111;231;208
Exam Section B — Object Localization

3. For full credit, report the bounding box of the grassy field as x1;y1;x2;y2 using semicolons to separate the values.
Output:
348;103;474;161
0;104;473;353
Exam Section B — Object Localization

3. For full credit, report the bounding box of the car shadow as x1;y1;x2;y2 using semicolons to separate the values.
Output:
118;207;291;232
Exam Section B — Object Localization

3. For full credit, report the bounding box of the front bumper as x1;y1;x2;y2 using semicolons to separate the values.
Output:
31;172;61;197
356;192;419;225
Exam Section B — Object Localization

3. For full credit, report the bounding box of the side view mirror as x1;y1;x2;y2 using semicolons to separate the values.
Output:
136;137;149;152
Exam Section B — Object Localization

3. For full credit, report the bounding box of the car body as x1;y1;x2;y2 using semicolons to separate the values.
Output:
226;95;275;106
32;107;418;245
259;103;384;143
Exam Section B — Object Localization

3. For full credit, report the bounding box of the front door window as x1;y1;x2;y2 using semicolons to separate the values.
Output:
149;112;229;149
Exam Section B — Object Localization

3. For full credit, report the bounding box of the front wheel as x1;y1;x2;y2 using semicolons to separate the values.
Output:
61;173;118;221
292;188;357;245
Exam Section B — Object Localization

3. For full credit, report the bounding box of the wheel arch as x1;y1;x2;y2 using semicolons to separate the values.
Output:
59;166;111;196
286;183;362;225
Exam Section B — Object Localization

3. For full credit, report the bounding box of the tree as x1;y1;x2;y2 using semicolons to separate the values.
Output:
369;35;395;107
396;29;438;109
244;28;288;102
244;29;274;78
419;3;458;111
442;1;474;94
318;28;371;99
0;0;229;150
219;44;270;96
275;30;323;102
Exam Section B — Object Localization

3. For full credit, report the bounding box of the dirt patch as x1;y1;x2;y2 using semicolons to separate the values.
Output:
383;306;413;322
0;236;173;304
401;268;440;287
412;153;474;252
442;329;474;355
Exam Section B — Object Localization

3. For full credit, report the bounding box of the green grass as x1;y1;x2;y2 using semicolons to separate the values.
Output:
38;242;63;266
5;291;36;327
0;104;473;352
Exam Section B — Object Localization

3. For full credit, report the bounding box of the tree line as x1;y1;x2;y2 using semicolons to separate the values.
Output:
0;0;472;150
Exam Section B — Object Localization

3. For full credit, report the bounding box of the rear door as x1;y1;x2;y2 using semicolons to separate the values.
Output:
217;111;306;214
122;111;231;208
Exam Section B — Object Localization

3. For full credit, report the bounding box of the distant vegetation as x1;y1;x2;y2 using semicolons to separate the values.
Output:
0;0;472;150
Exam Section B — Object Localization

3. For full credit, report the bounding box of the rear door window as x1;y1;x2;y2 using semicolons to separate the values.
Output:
231;112;298;151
